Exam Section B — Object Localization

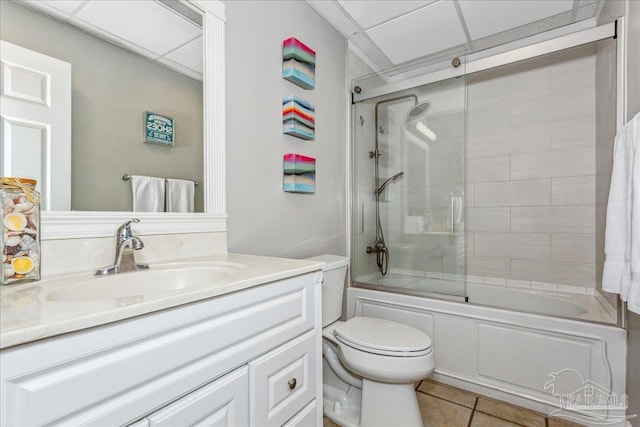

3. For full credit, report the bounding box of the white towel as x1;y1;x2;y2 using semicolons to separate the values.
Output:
131;175;165;212
603;112;640;314
166;178;194;213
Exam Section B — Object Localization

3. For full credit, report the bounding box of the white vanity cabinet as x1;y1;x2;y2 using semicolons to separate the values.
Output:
0;271;323;427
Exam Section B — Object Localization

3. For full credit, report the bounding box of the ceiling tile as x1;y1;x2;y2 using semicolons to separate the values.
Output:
38;0;86;15
337;0;435;30
307;1;360;37
459;0;574;40
365;1;467;64
164;36;203;74
74;0;201;56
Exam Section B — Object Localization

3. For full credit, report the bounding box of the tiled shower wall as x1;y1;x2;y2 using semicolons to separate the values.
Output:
466;44;597;289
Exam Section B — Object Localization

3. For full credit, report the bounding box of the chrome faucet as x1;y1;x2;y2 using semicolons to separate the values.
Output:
95;219;150;275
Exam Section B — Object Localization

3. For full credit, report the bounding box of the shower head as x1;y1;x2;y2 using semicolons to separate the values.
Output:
375;172;404;196
406;101;430;121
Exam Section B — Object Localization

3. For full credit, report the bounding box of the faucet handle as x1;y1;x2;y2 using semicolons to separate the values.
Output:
117;218;140;241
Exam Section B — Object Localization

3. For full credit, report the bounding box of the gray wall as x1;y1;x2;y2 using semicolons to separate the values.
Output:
225;1;347;258
0;2;204;212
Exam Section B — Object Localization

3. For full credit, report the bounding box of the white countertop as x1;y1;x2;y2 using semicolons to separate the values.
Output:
0;253;324;349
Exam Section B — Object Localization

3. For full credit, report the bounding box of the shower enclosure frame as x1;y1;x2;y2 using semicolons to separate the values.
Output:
349;17;626;327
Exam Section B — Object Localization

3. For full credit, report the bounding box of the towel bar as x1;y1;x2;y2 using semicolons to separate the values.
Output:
121;174;199;186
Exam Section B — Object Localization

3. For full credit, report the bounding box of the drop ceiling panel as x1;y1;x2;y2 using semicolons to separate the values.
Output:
366;1;467;64
37;0;85;14
164;36;203;74
74;1;201;56
337;0;435;30
459;0;574;40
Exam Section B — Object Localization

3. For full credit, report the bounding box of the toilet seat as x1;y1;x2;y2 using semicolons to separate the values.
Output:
333;317;432;357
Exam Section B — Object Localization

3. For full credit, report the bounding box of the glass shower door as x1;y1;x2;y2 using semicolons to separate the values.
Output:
351;76;466;299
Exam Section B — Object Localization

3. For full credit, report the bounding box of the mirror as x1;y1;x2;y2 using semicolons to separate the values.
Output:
1;0;207;213
0;0;226;238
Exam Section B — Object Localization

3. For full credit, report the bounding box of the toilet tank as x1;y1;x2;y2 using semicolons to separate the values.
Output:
305;255;349;327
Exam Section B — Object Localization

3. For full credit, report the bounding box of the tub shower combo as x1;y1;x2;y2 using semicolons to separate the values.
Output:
348;19;628;426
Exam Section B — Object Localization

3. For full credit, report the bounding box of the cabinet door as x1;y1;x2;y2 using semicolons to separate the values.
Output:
146;367;248;427
283;401;317;427
250;331;316;427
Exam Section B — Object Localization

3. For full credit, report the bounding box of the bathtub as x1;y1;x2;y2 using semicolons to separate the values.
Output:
347;284;627;425
355;273;616;323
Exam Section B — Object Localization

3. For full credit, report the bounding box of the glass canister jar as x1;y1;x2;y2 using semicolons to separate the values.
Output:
1;178;41;285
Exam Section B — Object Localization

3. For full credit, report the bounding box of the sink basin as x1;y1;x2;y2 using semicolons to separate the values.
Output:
45;262;243;303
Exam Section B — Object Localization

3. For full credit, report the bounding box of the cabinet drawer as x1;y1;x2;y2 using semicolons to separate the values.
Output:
250;331;317;427
283;401;317;427
146;366;248;427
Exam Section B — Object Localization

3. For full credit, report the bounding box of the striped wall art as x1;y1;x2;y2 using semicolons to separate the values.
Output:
283;153;316;193
283;95;315;140
282;37;315;90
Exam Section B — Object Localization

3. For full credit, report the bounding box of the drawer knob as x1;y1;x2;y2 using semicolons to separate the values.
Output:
288;378;297;390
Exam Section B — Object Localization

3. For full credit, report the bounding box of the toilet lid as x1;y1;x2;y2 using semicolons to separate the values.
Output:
333;317;432;357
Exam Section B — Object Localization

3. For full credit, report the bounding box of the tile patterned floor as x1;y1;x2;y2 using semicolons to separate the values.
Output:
323;379;586;427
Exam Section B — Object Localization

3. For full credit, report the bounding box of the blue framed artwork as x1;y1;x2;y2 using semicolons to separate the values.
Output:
144;111;175;147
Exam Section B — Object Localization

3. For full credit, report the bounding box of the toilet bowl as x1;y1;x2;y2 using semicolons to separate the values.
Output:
306;255;435;427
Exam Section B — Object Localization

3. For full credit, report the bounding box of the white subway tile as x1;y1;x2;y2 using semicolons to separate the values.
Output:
466;232;475;256
511;206;595;234
484;276;507;286
551;234;595;264
467;207;510;232
551;116;595;150
557;284;588;295
389;268;425;277
474;179;550;207
507;279;531;289
466;184;474;208
475;232;551;261
466;256;510;278
466;275;485;284
467;125;552;159
467;64;552;110
531;282;558;291
552;67;596;92
552;176;595;205
425;270;444;279
468;156;510;183
511;260;595;286
510;88;595;128
511;147;595;180
467;104;511;132
444;272;465;282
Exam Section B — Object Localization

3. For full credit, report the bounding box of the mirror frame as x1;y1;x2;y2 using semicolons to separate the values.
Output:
40;0;226;240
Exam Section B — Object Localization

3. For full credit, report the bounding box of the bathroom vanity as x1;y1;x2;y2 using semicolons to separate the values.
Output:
0;254;324;426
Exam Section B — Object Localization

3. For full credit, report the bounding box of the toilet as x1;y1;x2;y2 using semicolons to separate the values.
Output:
306;255;435;427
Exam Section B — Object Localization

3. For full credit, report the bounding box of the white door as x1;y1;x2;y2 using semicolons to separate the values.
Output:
0;40;71;211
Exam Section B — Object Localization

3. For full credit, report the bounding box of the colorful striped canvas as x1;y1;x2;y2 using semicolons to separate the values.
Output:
283;153;316;193
282;37;315;90
283;95;315;140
